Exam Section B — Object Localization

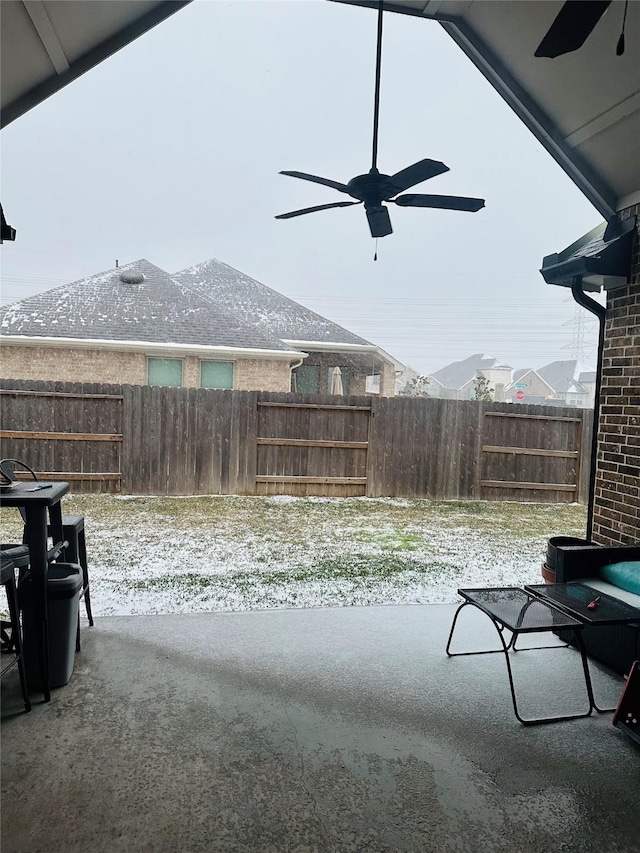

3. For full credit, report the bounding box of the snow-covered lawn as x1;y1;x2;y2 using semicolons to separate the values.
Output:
1;495;586;615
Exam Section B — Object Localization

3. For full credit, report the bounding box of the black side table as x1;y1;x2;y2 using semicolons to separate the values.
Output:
447;586;596;725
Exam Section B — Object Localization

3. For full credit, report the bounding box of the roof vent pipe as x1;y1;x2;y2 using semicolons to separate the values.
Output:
570;275;606;543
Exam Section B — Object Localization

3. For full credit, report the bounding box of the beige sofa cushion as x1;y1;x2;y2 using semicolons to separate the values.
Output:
581;578;640;609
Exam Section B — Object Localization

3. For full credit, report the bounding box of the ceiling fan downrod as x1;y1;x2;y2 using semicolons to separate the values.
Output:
371;0;384;173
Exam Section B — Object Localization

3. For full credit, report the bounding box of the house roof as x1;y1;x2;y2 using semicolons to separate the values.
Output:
0;259;294;352
511;368;530;384
429;353;511;390
505;367;555;395
173;258;372;347
536;359;596;394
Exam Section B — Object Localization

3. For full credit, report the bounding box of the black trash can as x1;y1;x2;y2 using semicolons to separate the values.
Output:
20;562;82;690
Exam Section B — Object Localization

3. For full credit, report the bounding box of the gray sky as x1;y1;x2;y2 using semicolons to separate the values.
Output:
1;0;603;374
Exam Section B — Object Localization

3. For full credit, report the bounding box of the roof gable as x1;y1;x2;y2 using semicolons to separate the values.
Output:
430;353;509;389
537;359;596;393
0;259;291;352
173;258;372;347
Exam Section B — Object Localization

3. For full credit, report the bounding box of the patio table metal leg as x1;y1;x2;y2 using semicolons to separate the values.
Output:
573;631;616;714
446;602;594;726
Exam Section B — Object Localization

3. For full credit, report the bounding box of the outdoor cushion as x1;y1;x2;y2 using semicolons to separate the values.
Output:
581;578;640;609
599;561;640;596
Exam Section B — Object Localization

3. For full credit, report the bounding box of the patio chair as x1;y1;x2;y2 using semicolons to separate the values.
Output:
1;555;31;712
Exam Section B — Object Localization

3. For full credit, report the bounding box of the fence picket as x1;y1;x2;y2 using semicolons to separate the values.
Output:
0;379;593;502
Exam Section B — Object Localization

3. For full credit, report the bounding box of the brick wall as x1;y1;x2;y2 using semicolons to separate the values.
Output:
592;203;640;544
0;345;147;384
234;359;292;391
0;344;293;391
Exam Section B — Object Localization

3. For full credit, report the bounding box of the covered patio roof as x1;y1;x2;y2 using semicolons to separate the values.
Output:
337;0;639;218
0;1;190;130
2;1;637;217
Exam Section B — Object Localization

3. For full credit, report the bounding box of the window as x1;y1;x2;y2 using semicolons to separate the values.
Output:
327;367;349;396
201;360;234;389
147;357;183;387
293;364;319;393
365;374;380;394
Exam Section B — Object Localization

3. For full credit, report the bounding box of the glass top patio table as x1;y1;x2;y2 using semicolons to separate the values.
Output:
457;587;584;633
525;583;640;626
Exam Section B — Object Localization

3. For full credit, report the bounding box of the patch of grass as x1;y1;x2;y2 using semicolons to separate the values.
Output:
350;529;429;551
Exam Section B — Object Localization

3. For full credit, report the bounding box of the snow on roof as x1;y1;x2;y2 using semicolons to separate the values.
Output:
172;258;372;347
0;257;375;354
536;359;596;393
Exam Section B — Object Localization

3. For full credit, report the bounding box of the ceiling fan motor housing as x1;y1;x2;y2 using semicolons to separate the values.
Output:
346;169;401;205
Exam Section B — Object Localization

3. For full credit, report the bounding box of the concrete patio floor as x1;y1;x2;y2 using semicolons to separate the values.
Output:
2;603;639;852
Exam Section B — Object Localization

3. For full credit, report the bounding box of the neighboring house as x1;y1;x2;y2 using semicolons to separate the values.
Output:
504;361;596;407
0;258;397;395
504;368;557;405
172;258;396;395
536;360;597;408
427;354;513;401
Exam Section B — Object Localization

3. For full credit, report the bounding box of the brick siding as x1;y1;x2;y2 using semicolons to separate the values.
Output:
234;359;292;391
0;344;292;391
0;345;147;384
592;203;640;544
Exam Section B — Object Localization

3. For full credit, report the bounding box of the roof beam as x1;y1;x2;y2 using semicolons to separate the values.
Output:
2;1;192;130
439;17;618;218
23;1;70;74
565;91;640;148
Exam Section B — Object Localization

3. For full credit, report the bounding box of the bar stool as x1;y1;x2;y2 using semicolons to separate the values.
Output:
1;555;31;712
0;544;30;651
49;515;93;650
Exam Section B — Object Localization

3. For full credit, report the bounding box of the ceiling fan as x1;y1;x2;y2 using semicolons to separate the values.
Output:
275;1;485;239
535;0;627;58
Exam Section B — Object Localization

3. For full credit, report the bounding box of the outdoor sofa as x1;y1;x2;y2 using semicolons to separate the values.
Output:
553;543;640;676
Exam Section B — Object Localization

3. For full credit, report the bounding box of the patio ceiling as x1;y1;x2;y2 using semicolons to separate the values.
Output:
2;1;637;218
336;0;640;218
0;0;191;130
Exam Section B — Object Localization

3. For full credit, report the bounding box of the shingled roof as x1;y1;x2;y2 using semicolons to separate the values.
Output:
430;354;512;390
537;360;596;394
173;258;372;346
0;260;302;352
1;257;374;354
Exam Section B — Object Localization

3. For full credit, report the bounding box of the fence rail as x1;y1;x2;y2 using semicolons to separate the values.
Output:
0;379;593;502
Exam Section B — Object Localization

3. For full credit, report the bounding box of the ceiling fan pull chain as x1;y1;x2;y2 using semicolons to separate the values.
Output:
616;0;628;55
374;237;379;261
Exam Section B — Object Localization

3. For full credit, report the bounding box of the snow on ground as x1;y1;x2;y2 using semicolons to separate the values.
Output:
0;495;586;616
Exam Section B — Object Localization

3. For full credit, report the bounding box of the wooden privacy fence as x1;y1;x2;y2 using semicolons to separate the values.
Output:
256;400;371;497
0;380;594;502
0;383;123;491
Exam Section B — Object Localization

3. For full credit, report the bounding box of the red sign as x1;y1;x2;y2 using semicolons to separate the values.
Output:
515;390;525;400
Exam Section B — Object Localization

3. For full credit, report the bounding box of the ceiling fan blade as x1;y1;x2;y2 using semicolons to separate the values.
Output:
279;171;351;194
394;194;485;212
366;205;393;238
275;201;359;220
534;0;611;58
387;159;450;194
